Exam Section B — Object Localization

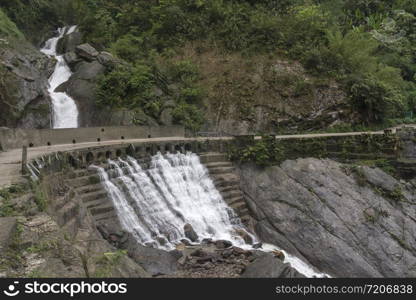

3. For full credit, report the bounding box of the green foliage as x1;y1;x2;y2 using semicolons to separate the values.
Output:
172;102;204;132
230;136;283;167
348;75;405;123
0;184;28;217
31;181;47;212
97;64;155;109
96;57;205;131
0;8;24;39
93;250;127;278
0;0;77;43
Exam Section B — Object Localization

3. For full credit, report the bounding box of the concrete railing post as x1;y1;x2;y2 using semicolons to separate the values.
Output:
21;145;28;175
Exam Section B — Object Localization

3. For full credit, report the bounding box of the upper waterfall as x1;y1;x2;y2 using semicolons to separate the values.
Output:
41;26;79;129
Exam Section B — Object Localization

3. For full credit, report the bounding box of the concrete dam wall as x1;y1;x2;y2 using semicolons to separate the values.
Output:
0;125;185;151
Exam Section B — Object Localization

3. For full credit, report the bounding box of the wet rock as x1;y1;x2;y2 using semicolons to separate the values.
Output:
201;238;213;245
184;224;198;242
272;250;285;261
57;31;83;54
241;253;304;278
63;52;81;70
215;240;232;249
233;247;251;257
235;228;254;245
75;44;99;61
253;243;263;249
180;238;192;246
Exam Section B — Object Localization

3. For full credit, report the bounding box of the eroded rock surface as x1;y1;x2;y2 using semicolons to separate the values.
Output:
238;158;416;277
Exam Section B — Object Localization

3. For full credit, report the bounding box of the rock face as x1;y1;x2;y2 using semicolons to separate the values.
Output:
184;223;198;242
126;239;179;276
0;217;17;253
241;253;304;278
238;158;416;277
57;31;83;54
0;38;53;128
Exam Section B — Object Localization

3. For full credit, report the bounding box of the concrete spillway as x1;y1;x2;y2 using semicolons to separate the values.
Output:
93;152;326;277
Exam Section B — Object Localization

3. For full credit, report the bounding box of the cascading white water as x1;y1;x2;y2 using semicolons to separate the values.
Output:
93;152;326;278
41;26;79;129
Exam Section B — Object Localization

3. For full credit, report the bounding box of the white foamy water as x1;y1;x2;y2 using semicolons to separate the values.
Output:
93;152;326;277
41;26;79;128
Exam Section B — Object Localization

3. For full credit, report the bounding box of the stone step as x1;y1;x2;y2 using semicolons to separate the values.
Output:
213;176;239;188
93;211;119;223
68;169;95;179
208;166;235;175
238;208;250;216
205;161;233;169
90;205;114;216
217;184;240;194
81;190;108;203
224;196;245;207
221;190;243;200
84;198;112;210
230;200;247;211
75;183;104;194
199;152;228;164
240;215;251;224
66;174;102;188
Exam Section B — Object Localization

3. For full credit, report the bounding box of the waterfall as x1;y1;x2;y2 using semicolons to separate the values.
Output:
41;26;79;129
93;152;327;277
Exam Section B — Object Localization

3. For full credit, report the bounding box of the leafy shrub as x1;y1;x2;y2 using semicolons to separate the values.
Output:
230;136;283;167
348;75;404;123
172;102;204;133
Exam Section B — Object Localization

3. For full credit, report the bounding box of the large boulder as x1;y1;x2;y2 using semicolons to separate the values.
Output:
57;31;83;54
63;52;81;71
0;37;53;128
241;253;304;278
184;224;198;242
238;158;416;277
75;44;99;61
97;52;118;68
126;241;179;276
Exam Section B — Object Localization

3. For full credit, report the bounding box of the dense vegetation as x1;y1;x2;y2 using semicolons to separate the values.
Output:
2;0;416;131
0;0;76;44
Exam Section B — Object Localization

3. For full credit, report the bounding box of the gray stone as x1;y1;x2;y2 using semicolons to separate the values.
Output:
75;44;99;61
242;253;304;278
160;108;173;126
97;52;117;68
63;52;81;70
184;223;198;242
57;31;83;54
215;240;232;249
238;158;416;277
127;241;179;276
0;217;17;252
72;61;105;81
0;40;52;128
